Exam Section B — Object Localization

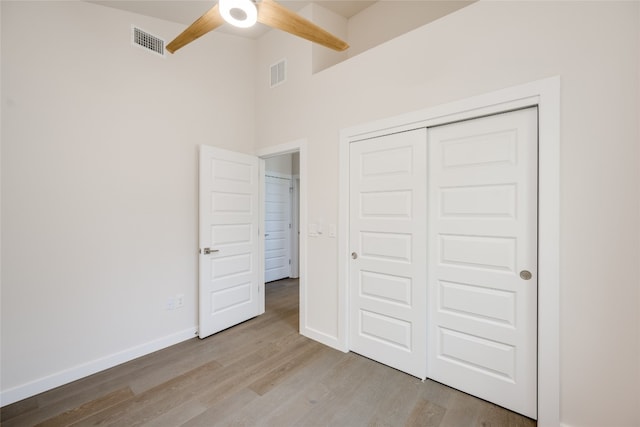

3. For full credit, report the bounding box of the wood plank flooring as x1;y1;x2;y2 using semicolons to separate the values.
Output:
1;278;536;426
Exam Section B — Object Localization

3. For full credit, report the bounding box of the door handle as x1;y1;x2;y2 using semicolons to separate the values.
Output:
351;252;358;259
202;248;219;255
520;270;532;280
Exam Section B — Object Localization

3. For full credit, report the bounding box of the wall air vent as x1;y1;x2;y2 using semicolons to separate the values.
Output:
270;59;287;88
131;26;165;58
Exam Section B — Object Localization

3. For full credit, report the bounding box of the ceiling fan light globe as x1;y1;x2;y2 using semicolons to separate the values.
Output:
219;0;257;28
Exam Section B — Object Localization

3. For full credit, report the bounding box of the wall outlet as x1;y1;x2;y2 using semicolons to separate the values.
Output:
166;294;184;310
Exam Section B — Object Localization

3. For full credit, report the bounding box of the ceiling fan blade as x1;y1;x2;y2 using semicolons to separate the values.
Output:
166;4;225;54
257;0;349;52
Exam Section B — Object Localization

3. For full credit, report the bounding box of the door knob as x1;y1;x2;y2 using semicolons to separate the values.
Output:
351;252;358;259
520;270;532;280
202;248;219;255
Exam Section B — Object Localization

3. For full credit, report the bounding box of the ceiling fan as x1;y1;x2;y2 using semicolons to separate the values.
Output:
166;0;350;54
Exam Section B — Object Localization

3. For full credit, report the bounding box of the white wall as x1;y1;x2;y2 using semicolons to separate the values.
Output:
347;0;474;58
1;0;256;403
292;152;300;176
265;153;292;175
255;1;640;426
310;4;348;73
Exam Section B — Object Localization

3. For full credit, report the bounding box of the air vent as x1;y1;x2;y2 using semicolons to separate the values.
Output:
270;59;286;88
131;26;165;57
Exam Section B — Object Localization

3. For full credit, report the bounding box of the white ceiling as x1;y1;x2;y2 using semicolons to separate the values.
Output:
89;1;376;38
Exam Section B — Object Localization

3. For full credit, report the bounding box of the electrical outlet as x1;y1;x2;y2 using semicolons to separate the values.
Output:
175;294;184;309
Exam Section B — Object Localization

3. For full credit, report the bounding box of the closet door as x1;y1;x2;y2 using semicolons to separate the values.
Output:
427;108;538;418
349;128;428;379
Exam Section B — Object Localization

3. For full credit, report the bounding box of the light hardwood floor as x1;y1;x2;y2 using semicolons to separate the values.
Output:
1;278;536;426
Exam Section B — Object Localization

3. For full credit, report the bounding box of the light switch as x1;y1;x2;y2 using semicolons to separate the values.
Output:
328;224;337;238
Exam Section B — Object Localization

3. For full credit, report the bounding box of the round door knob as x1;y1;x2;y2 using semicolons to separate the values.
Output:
520;270;532;280
351;252;358;259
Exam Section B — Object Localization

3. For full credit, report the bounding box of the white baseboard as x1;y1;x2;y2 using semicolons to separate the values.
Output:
1;327;197;407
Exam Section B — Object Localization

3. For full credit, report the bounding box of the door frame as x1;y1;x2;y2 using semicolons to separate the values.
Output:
256;140;308;334
338;77;560;426
290;175;300;278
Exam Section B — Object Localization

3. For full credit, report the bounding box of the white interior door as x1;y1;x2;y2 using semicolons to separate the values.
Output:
264;175;291;282
199;145;262;339
349;128;428;379
427;108;538;418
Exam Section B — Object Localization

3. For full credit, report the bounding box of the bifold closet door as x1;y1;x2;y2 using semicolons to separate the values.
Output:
349;128;428;379
427;108;538;418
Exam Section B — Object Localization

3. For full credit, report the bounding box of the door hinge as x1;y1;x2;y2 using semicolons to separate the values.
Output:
289;259;291;265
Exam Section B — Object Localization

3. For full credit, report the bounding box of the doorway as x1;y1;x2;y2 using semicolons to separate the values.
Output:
257;139;308;336
198;140;307;340
264;153;300;283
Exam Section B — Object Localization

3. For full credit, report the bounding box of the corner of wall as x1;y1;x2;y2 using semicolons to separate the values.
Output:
310;4;349;74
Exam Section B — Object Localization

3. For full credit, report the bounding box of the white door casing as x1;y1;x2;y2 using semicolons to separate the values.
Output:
264;175;292;282
427;108;538;418
199;145;262;339
349;129;428;379
290;177;300;279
